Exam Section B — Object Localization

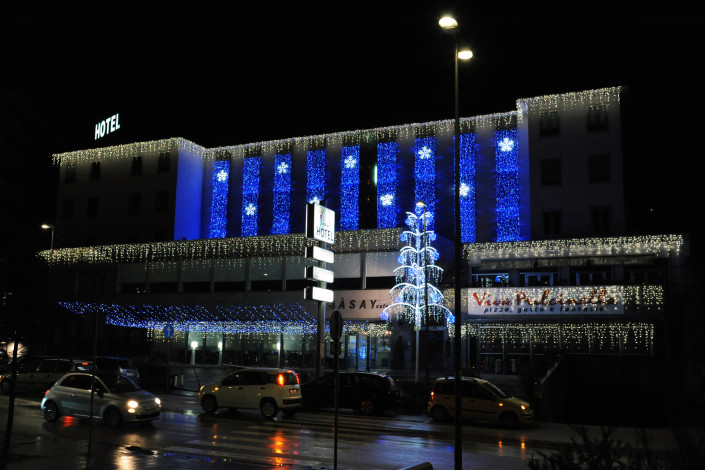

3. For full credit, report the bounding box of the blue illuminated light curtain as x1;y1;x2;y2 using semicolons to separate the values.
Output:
460;133;477;243
377;141;398;228
272;153;292;235
241;156;261;237
495;129;520;241
340;145;360;231
414;136;436;230
208;160;230;238
306;149;326;204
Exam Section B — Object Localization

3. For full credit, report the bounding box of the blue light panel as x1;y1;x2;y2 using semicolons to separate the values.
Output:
495;129;520;241
414;136;436;230
377;141;398;228
306;149;326;204
208;160;230;238
460;133;477;243
272;153;292;235
340;145;360;231
241;156;261;237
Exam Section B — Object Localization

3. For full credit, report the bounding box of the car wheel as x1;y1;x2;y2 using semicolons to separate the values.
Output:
260;399;278;419
430;405;449;422
201;395;218;414
359;399;374;415
104;408;122;428
43;401;60;422
499;411;519;429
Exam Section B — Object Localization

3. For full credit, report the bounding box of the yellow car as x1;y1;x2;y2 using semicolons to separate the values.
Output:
427;376;533;428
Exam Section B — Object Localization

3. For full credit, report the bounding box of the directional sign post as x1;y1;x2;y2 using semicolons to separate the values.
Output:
163;324;174;390
330;310;343;470
304;202;335;379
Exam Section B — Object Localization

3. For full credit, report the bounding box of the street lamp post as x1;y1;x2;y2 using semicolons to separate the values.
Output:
41;224;55;251
416;201;430;391
439;14;472;470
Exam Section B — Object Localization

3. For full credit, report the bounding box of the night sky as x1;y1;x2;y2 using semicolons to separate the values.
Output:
1;2;702;258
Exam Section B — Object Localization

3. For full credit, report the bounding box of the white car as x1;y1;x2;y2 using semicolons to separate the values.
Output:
198;367;302;419
41;372;161;427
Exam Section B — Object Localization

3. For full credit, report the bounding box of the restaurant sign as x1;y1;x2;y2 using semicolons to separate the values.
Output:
467;286;624;315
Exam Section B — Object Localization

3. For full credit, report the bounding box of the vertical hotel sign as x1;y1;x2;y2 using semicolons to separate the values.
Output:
306;203;335;244
304;203;335;303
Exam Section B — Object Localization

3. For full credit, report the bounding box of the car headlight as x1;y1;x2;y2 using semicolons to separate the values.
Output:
127;400;139;410
155;397;161;406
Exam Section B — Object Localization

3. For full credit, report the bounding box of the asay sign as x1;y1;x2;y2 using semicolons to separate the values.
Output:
95;113;121;140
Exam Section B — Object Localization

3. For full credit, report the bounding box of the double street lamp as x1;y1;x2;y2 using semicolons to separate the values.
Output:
439;14;473;470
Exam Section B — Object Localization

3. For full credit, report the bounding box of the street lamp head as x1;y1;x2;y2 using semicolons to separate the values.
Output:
439;16;459;31
41;224;54;230
458;48;473;61
415;200;426;209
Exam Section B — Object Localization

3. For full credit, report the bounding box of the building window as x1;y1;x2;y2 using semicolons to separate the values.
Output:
588;154;611;183
86;197;99;219
61;199;74;221
128;193;141;215
587;105;608;132
539;111;560;137
158;152;171;173
155;189;169;213
90;161;101;180
591;206;612;235
131;156;143;176
540;158;561;185
543;210;562;237
65;162;77;183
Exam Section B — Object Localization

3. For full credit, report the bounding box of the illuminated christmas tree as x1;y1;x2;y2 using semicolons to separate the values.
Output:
381;204;451;329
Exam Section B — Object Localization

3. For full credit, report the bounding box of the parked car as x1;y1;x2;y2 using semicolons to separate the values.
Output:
300;371;400;415
95;356;140;383
198;367;302;419
41;371;161;427
1;357;93;393
427;376;534;428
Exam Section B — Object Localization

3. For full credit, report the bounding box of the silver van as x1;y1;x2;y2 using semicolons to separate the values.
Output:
1;357;93;393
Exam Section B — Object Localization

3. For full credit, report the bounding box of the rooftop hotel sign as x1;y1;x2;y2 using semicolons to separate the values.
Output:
95;113;120;140
467;286;624;315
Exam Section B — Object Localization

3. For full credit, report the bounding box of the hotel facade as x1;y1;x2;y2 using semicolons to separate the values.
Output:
43;86;689;378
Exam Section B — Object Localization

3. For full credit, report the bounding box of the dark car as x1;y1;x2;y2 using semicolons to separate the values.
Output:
1;357;93;393
301;371;400;415
95;356;140;383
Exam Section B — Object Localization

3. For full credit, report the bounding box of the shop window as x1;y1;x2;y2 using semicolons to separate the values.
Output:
540;158;561;185
543;210;561;237
86;197;99;219
591;206;612;235
539;110;560;137
587;105;608;132
90;161;101;180
65;162;77;183
158;152;171;173
588;154;611;183
128;193;141;215
155;189;169;213
61;199;74;221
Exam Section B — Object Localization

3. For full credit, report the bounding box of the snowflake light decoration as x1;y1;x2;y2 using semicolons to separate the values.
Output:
380;193;394;206
417;146;432;159
499;137;514;152
245;203;257;216
277;162;289;174
344;155;357;169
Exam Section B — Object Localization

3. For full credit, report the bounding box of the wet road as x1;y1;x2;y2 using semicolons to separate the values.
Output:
0;392;672;470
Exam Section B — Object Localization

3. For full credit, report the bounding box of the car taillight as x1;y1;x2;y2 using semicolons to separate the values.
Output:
295;373;300;384
430;391;434;400
277;374;285;386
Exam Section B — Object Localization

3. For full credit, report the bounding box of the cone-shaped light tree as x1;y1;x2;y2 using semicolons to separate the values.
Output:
381;205;451;329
